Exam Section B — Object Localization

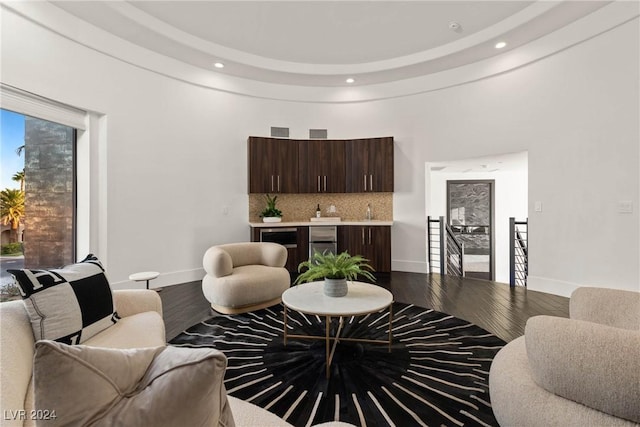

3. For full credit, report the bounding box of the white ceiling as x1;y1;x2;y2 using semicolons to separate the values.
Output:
50;1;610;87
130;1;532;64
429;151;528;174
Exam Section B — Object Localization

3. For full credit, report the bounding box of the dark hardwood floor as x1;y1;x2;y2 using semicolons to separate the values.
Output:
160;281;212;342
160;272;569;343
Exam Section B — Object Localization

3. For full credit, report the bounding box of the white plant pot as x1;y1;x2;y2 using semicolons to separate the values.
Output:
262;217;282;223
324;278;348;297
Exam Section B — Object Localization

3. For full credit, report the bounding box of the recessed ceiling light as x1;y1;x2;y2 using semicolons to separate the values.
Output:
214;62;225;69
448;21;462;32
346;78;355;84
495;41;507;49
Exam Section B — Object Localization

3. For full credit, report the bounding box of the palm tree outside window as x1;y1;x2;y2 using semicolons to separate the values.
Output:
0;189;24;243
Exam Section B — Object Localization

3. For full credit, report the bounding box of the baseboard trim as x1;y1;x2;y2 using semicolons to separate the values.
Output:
528;276;640;298
110;268;204;290
527;276;582;298
392;260;428;274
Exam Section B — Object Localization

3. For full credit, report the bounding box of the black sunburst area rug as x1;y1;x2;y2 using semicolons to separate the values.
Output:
169;302;505;427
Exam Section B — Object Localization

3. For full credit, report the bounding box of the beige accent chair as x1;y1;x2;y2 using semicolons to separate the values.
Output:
202;242;291;314
490;287;640;427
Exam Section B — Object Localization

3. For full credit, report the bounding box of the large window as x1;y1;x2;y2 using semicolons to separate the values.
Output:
1;108;77;300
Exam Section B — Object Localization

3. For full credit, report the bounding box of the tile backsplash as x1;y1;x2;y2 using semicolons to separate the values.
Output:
249;193;393;222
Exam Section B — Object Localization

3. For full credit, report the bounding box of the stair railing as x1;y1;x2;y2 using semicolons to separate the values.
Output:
509;217;528;287
427;216;442;274
427;216;464;277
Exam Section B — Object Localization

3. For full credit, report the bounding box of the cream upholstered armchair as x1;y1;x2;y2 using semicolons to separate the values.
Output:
202;242;291;314
0;291;298;427
489;287;640;426
0;255;330;427
0;289;166;427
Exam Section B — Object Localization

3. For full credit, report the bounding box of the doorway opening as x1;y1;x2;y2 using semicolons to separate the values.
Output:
426;151;528;284
447;180;494;280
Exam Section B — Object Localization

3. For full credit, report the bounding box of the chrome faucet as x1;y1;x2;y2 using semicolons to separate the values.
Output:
366;203;372;220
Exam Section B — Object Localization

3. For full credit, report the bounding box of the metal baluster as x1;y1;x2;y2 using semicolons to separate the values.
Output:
509;218;515;287
439;216;446;274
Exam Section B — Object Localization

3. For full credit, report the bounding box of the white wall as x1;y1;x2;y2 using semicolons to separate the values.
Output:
1;8;637;296
427;166;528;284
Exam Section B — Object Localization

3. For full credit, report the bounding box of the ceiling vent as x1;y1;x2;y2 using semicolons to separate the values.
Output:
309;129;328;139
270;127;289;138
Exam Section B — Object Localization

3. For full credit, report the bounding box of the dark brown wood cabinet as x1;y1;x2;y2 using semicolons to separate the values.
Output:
346;137;394;193
339;225;391;273
248;136;393;194
292;226;309;273
298;140;346;193
251;226;308;274
248;137;298;193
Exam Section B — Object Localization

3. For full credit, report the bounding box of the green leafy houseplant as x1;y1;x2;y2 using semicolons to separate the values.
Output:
259;194;282;218
295;251;376;284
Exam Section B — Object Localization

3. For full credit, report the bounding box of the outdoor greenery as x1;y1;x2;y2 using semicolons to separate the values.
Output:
295;251;376;284
12;170;25;192
1;141;25;247
0;143;25;303
0;282;22;303
260;194;283;218
1;242;23;255
1;188;25;243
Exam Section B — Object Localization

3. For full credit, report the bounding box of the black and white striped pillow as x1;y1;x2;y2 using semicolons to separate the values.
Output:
9;254;118;344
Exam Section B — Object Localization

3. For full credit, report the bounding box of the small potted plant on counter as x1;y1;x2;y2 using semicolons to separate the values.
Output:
260;194;283;222
295;251;376;297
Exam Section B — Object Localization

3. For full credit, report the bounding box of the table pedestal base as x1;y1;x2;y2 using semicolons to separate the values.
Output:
283;305;393;379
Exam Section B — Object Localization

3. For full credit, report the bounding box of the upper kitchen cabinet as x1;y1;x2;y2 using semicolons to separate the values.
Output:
346;137;394;193
248;137;298;193
298;140;346;193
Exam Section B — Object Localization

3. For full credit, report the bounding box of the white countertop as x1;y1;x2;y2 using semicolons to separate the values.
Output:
250;220;393;227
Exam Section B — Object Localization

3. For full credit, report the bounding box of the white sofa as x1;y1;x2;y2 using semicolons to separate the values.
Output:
202;242;291;314
0;290;166;427
489;287;640;426
0;289;351;427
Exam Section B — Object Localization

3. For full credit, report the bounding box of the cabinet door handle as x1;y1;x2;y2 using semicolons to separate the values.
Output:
362;228;365;245
317;176;321;192
364;174;367;191
370;174;373;192
277;175;281;192
271;175;274;192
368;228;372;244
324;176;327;192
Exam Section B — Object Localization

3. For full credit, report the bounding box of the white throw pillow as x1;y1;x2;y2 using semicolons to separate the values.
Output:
33;341;236;426
8;254;118;344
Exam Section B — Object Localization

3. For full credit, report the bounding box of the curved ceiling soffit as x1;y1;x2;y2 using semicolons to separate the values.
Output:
105;1;558;76
3;1;639;103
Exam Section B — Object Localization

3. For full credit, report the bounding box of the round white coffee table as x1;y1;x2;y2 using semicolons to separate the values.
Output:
281;281;393;378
